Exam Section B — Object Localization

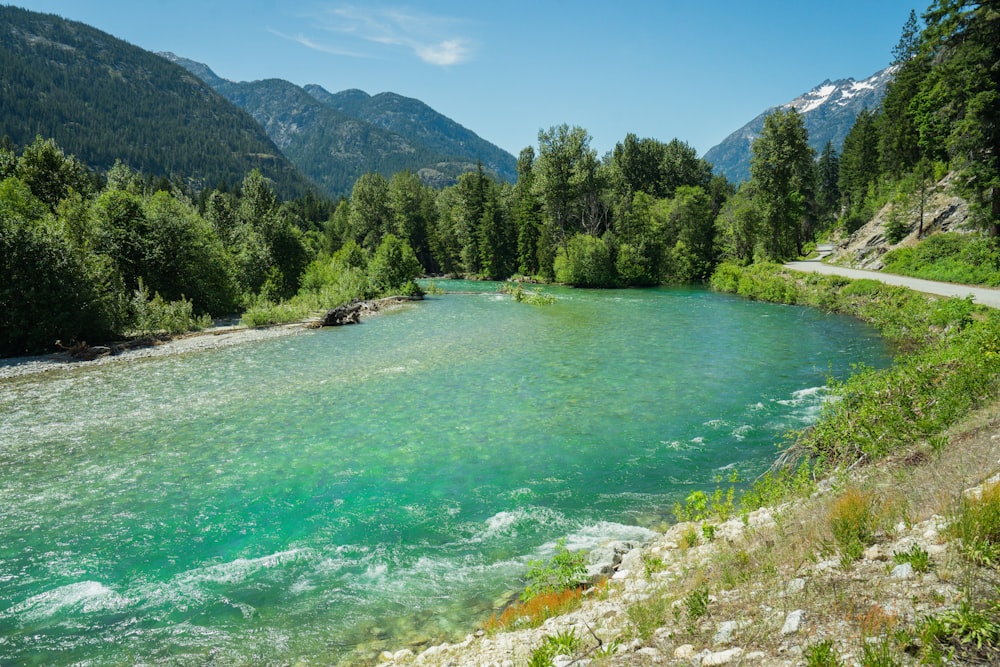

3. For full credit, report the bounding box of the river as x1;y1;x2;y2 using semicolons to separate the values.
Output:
0;283;891;665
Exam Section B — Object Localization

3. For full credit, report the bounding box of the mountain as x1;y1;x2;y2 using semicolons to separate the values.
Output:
704;67;895;183
0;6;314;198
163;54;517;198
304;85;517;185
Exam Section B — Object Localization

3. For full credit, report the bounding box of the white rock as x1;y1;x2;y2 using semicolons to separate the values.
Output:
674;644;697;660
702;647;744;666
891;562;914;579
864;545;885;561
380;651;395;662
393;649;415;662
637;647;661;659
745;651;766;662
747;508;775;528
785;577;806;594
714;620;740;644
781;609;804;635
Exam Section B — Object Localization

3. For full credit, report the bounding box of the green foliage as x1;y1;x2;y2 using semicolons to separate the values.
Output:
554;233;615;287
749;108;815;261
367;234;423;296
0;7;312;199
673;471;740;522
545;629;582;655
521;539;587;602
683;583;710;629
626;593;672;640
641;552;666;578
527;643;556;667
920;599;1000;655
740;463;815;514
883;193;911;244
804;639;843;667
527;631;584;667
892;543;931;573
500;282;555;305
712;263;1000;469
0;198;120;354
829;487;879;566
949;482;1000;568
858;636;902;667
882;233;1000;287
709;262;803;304
129;281;212;336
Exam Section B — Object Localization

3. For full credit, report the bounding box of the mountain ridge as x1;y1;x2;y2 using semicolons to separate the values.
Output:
0;6;315;198
162;53;516;197
704;66;895;182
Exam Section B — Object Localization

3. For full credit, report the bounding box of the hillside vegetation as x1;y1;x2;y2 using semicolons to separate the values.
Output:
0;6;314;198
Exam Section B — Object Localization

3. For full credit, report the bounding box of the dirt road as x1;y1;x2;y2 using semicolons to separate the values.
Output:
785;257;1000;309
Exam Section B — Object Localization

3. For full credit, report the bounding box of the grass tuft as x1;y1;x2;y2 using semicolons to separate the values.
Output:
829;486;879;566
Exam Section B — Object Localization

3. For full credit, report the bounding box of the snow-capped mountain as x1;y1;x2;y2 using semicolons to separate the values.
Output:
704;66;895;183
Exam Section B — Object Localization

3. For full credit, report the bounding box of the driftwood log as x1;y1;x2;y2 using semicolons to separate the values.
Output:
319;296;422;327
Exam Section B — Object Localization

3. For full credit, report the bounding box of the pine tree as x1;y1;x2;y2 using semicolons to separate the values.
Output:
749;109;815;261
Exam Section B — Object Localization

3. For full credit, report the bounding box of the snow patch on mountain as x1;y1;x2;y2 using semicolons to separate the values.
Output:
704;66;896;183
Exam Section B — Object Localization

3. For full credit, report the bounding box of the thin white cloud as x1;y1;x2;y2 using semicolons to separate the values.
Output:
268;28;374;58
311;4;475;66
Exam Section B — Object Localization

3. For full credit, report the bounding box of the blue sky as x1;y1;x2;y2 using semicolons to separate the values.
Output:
14;1;919;158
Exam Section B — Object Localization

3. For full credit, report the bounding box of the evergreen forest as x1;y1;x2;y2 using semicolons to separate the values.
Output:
1;0;997;358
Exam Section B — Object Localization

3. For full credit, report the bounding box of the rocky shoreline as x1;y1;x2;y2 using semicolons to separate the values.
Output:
0;296;420;381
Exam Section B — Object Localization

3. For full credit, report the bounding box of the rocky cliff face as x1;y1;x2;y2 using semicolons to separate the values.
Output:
827;172;970;270
704;67;895;183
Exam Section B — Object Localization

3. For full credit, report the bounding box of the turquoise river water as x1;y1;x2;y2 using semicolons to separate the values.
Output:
0;283;891;665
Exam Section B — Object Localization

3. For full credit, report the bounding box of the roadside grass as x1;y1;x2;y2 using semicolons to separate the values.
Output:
881;232;1000;287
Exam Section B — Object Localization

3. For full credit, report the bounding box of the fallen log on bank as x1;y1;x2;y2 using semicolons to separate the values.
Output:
319;295;423;327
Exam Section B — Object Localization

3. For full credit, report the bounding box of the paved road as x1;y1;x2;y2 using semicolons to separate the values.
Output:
784;259;1000;309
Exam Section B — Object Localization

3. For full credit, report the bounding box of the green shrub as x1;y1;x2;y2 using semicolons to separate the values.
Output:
882;233;1000;286
920;600;1000;655
892;543;931;573
829;487;879;565
522;539;587;601
554;233;616;287
681;582;710;632
626;593;672;640
859;636;903;667
804;639;843;667
129;282;211;335
368;234;423;295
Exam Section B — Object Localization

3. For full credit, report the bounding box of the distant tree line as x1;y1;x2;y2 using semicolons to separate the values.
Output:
4;2;996;357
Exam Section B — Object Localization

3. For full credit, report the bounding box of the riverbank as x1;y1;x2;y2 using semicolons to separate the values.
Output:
0;296;419;380
376;395;1000;666
372;265;1000;666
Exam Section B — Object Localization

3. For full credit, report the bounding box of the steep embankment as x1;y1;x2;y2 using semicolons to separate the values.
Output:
825;172;970;271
